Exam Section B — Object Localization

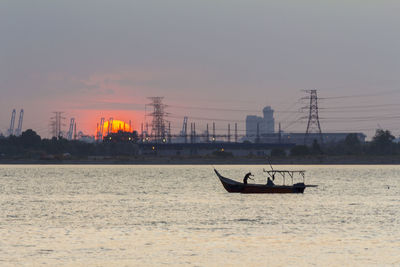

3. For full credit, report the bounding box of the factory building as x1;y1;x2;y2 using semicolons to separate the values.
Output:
245;106;366;145
255;132;366;145
138;142;295;157
246;106;275;139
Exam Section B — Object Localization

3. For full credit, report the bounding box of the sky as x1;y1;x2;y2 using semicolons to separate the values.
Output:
1;0;399;139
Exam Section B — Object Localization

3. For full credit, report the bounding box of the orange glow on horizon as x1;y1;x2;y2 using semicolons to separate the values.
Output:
68;109;144;138
96;119;133;138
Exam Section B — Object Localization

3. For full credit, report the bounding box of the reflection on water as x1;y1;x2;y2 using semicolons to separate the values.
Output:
0;165;399;266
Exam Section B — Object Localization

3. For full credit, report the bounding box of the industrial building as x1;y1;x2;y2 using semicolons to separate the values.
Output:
246;106;275;138
244;103;366;145
139;142;295;157
1;92;368;149
256;132;366;145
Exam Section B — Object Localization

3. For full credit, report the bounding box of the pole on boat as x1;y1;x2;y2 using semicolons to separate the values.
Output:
267;157;274;172
267;157;276;181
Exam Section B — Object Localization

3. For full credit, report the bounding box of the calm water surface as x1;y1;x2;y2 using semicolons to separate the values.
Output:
0;165;399;266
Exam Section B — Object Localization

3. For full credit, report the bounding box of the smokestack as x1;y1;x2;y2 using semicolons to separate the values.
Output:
235;123;238;143
213;122;216;142
206;123;209;142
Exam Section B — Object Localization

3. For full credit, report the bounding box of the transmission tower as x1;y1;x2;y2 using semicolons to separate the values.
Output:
304;89;323;144
50;112;65;138
147;97;169;142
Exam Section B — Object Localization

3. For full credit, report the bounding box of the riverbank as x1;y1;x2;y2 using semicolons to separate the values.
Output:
2;155;400;165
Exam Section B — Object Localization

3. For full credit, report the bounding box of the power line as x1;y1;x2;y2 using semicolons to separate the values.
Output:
321;113;400;121
169;104;301;114
321;103;400;110
167;115;246;123
321;89;400;100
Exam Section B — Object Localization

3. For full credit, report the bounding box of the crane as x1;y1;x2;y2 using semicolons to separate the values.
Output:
67;118;75;140
181;116;188;135
181;116;188;143
98;117;105;140
7;109;16;136
15;109;24;136
108;117;113;135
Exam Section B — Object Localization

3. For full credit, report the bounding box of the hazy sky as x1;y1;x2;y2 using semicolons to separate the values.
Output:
1;0;399;138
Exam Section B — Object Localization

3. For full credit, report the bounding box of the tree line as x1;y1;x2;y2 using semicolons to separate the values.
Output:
0;129;139;159
0;128;398;159
274;129;398;157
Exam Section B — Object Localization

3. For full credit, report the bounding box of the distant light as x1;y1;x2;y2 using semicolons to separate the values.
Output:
128;137;132;140
221;148;224;152
162;138;166;143
109;137;112;140
152;146;155;150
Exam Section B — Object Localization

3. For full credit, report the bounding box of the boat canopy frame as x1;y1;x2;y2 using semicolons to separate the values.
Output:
263;169;306;185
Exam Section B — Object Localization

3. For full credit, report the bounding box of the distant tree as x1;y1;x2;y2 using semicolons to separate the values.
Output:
20;129;41;148
290;145;310;156
270;148;286;157
369;129;395;155
372;129;394;145
132;131;139;142
342;133;362;155
345;133;361;147
212;150;233;157
41;137;68;154
311;139;323;155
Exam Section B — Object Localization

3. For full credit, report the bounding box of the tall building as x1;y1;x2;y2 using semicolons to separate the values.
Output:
261;106;275;133
246;106;275;139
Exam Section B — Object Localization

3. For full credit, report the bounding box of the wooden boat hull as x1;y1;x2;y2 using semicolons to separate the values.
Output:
215;169;306;194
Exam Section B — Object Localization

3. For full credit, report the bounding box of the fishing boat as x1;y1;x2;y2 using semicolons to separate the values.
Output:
214;168;317;194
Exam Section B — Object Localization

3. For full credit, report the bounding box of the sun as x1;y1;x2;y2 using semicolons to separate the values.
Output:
96;119;133;139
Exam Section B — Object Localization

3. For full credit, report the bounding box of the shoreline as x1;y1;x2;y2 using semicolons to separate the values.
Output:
2;156;400;165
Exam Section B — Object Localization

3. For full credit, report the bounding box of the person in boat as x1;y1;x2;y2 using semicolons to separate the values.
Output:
243;172;254;185
267;177;275;186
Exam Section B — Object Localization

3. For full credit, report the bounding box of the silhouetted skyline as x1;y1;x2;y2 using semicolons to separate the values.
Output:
1;1;399;138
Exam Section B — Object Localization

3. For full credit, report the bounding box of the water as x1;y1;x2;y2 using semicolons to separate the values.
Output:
0;165;399;266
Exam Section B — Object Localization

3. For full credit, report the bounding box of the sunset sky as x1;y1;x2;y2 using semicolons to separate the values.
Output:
1;0;399;138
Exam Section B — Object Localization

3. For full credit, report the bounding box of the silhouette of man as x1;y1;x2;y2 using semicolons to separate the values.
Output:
243;172;253;185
